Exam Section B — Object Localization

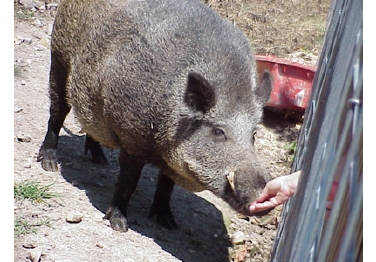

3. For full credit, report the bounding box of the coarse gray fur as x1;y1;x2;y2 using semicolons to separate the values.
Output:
38;0;273;232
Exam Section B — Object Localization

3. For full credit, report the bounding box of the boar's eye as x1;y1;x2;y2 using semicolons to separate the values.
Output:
213;127;227;141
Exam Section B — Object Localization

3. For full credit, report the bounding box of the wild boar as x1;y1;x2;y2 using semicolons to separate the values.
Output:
37;0;273;232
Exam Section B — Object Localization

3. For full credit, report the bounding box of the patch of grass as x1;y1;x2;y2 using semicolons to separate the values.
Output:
14;4;35;20
14;9;35;20
283;141;297;164
284;141;297;154
14;217;38;237
14;180;58;204
14;217;51;238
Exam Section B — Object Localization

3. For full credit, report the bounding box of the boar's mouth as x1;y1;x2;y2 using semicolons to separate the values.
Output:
224;171;273;217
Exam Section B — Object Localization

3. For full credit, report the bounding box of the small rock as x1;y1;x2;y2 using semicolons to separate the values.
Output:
47;3;58;10
14;36;32;45
26;248;42;262
258;216;278;227
232;231;246;245
24;38;33;44
23;238;37;249
15;36;25;45
33;0;45;8
95;243;104;249
233;244;248;262
34;46;46;51
37;3;46;11
249;217;260;225
250;239;259;245
14;106;23;113
33;18;44;28
16;132;32;142
21;80;26;85
24;159;32;168
66;211;83;223
19;0;34;9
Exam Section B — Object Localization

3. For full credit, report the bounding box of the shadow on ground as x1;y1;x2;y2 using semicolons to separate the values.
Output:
55;131;232;262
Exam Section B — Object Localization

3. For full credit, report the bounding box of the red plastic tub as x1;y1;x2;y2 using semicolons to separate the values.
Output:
256;55;317;112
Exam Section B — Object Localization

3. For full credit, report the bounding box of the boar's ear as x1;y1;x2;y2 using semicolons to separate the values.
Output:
185;72;216;114
254;70;273;106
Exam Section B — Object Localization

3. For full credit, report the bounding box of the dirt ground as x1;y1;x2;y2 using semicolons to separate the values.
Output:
13;1;329;261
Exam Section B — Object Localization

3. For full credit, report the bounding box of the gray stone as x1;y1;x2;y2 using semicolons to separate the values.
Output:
66;211;83;223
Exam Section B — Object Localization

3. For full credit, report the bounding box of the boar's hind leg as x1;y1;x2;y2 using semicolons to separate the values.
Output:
37;51;71;172
84;134;108;165
149;174;178;230
104;149;144;232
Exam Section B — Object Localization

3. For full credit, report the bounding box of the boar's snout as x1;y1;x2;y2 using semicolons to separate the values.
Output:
223;167;273;217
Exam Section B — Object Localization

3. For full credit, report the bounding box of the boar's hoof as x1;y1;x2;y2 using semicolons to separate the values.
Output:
149;206;178;230
37;147;59;172
104;206;129;232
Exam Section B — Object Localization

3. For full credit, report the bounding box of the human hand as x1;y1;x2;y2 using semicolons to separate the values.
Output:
249;171;301;213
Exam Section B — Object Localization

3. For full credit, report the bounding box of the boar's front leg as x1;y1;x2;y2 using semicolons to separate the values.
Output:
37;51;71;172
105;149;144;232
149;173;178;230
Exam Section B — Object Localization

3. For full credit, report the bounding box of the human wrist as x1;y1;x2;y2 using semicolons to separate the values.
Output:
286;170;301;196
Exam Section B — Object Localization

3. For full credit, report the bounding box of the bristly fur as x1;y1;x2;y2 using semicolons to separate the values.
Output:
38;0;273;232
